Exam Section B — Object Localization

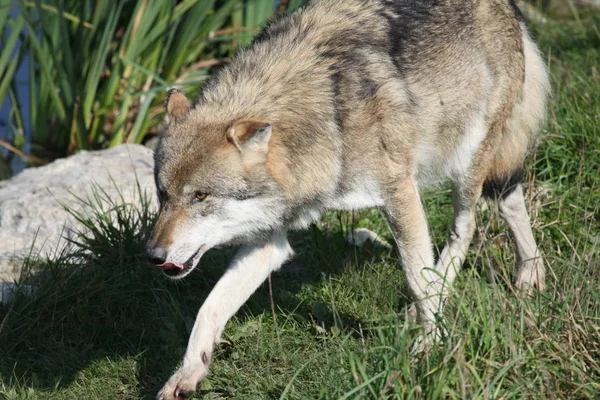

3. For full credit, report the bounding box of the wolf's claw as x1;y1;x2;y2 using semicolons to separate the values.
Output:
157;363;208;400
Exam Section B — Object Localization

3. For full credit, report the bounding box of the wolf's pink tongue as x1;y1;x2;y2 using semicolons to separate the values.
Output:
157;262;184;270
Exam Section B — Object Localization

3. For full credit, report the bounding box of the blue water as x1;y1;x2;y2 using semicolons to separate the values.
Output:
0;4;30;175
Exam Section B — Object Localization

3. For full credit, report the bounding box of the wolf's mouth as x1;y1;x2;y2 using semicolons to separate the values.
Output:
162;248;203;278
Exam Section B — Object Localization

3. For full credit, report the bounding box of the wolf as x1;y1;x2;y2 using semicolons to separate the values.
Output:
146;0;550;398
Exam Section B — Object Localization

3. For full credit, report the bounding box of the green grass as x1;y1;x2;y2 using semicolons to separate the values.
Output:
1;11;600;400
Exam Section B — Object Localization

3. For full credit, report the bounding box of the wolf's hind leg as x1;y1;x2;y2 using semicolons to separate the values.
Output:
383;176;445;351
157;234;293;400
434;183;479;289
497;184;546;293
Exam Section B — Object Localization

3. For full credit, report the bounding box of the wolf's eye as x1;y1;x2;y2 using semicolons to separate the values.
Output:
194;191;208;202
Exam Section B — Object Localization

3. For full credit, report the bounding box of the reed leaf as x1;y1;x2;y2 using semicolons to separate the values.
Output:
0;0;309;174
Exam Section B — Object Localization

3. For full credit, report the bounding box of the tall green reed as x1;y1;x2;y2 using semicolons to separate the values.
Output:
0;0;307;175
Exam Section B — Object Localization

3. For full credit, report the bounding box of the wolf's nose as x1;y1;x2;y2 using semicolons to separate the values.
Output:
146;245;167;266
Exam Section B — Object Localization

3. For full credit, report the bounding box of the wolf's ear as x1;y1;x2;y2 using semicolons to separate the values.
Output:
165;88;191;121
227;121;272;154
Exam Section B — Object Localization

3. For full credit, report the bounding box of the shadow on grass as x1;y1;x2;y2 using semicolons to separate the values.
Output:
0;210;399;398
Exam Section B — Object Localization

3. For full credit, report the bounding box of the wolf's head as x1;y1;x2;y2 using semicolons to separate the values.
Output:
145;89;285;279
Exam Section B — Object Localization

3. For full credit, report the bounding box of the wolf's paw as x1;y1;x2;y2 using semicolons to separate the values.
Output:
515;261;546;295
404;303;418;323
157;363;208;400
411;325;445;355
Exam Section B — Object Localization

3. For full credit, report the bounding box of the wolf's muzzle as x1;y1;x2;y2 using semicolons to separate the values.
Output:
146;244;167;266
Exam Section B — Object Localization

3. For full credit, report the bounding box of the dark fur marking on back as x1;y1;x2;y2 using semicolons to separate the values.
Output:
377;0;440;72
357;75;380;99
252;12;300;46
320;38;384;103
377;0;475;75
330;70;344;131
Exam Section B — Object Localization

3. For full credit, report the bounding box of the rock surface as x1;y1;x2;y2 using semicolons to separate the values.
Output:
0;144;157;282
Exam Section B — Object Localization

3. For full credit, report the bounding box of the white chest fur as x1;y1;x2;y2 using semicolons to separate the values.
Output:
325;178;385;211
289;178;385;230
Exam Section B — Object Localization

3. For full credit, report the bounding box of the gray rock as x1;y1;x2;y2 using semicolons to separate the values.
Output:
0;144;157;282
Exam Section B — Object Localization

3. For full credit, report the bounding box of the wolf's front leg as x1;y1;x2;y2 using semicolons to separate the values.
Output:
157;234;293;400
382;177;445;352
